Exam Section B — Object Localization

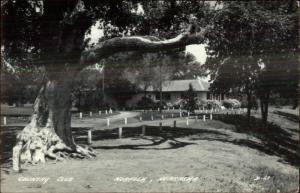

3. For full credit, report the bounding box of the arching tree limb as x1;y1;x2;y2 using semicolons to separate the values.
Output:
80;25;210;66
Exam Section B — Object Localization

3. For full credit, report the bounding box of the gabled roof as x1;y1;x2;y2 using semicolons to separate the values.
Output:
146;78;210;92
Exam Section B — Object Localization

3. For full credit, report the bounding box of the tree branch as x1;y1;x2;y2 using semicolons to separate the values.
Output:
80;25;209;66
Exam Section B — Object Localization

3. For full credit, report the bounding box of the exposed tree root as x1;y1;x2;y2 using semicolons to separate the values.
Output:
13;122;96;168
12;78;96;170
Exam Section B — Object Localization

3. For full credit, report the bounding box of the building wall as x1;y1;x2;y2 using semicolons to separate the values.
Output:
125;91;226;107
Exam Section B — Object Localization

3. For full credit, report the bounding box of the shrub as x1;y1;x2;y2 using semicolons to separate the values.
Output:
222;99;241;109
136;96;159;109
171;99;186;109
204;100;223;109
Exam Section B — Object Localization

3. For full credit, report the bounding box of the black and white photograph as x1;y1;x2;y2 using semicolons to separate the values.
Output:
0;0;299;192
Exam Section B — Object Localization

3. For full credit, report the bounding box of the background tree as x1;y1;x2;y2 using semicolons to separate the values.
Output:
2;0;211;162
205;1;298;123
184;83;197;113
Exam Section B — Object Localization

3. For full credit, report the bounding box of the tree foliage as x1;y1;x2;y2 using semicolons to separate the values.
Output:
205;1;298;122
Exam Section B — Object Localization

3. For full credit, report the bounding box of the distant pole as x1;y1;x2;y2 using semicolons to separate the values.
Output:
102;64;105;105
159;63;162;113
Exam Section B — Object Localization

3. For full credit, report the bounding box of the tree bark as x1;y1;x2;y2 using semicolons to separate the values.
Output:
246;91;252;119
260;89;270;125
14;75;96;164
80;24;209;66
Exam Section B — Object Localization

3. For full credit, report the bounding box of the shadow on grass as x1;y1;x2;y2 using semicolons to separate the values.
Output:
213;114;300;167
2;115;299;168
73;126;229;150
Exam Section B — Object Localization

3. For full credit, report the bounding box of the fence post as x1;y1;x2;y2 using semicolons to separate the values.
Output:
142;125;146;136
87;130;92;144
203;115;206;122
124;117;127;125
173;120;176;128
118;127;122;138
79;112;83;119
107;118;110;126
3;116;7;125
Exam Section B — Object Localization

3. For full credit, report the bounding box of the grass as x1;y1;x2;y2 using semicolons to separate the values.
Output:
214;114;299;167
1;115;299;192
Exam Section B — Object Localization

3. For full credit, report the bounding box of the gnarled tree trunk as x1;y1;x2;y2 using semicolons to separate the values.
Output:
14;73;95;165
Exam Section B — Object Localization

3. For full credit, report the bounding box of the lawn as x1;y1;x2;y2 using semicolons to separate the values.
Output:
1;110;299;192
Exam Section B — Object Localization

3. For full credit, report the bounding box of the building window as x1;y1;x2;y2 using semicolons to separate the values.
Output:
155;93;160;100
181;92;185;99
207;93;211;100
221;94;225;100
155;93;171;101
163;93;171;100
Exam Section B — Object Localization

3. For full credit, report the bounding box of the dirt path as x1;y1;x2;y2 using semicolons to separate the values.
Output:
1;119;298;193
